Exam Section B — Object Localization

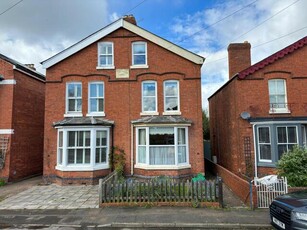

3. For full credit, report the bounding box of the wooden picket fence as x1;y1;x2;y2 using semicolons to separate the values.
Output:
99;178;223;207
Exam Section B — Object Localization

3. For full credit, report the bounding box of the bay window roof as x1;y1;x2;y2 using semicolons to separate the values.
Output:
131;116;192;125
53;117;114;127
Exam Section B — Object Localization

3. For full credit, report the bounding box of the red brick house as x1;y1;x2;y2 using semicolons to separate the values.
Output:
0;53;45;182
41;16;205;185
209;36;307;180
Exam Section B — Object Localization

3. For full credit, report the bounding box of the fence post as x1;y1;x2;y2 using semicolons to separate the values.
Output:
249;180;254;210
217;177;223;208
99;179;103;204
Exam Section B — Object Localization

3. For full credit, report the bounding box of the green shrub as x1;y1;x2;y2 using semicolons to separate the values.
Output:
277;146;307;187
0;179;5;187
109;146;126;180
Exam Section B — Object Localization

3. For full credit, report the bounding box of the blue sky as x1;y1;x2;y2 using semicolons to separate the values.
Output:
0;0;306;109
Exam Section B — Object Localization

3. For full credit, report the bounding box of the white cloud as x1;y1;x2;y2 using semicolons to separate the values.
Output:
171;0;307;109
109;12;120;22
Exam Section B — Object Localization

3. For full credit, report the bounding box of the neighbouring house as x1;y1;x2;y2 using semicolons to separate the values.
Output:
0;53;45;182
41;15;205;185
209;36;307;181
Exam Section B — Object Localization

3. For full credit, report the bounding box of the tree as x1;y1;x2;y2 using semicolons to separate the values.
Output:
202;109;210;140
277;146;307;187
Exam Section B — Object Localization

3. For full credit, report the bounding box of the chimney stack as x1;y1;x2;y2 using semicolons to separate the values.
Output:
227;41;251;79
25;64;36;71
123;15;137;25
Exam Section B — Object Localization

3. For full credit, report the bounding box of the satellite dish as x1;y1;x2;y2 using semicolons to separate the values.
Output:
240;112;251;120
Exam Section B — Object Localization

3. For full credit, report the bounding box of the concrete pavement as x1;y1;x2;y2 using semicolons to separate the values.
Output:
0;207;272;229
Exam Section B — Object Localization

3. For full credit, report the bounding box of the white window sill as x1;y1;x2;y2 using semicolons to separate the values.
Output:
55;164;109;171
130;65;149;69
140;112;159;116
269;109;291;114
86;112;106;117
162;111;182;116
134;164;191;170
64;113;83;118
96;66;115;70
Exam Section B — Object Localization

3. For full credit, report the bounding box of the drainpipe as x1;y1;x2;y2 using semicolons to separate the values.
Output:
130;124;134;176
252;124;258;182
111;124;114;171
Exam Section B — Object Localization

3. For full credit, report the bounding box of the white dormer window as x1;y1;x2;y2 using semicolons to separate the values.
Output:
268;79;289;113
98;42;114;69
131;42;148;68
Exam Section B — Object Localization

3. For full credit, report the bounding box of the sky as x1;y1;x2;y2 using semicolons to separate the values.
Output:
0;0;306;109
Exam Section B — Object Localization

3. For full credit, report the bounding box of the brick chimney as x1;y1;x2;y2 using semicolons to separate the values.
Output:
25;64;36;71
123;15;137;25
227;41;251;79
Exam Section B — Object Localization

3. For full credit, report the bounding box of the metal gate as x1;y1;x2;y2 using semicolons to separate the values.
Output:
255;176;288;208
0;136;9;169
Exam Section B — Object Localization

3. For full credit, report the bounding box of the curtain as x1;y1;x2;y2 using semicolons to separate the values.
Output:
149;146;175;165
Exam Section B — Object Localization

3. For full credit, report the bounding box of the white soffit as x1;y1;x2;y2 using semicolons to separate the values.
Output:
42;19;204;69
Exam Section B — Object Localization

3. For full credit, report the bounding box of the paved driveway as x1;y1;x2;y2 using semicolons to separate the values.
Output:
0;184;99;210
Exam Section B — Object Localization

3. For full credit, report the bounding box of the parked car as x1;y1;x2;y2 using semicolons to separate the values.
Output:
270;190;307;230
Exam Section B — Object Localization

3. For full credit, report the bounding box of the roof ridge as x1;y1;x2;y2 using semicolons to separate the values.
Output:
238;36;307;79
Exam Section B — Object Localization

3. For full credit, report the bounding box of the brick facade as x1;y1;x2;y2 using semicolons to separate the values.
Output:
209;37;307;180
43;18;204;185
0;55;45;182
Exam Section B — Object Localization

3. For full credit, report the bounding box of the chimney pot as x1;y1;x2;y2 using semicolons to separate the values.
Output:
25;64;36;71
123;15;137;25
227;42;251;79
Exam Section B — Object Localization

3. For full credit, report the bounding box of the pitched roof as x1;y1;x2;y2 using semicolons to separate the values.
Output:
53;117;114;127
131;116;192;125
238;36;307;79
0;53;45;81
41;18;205;69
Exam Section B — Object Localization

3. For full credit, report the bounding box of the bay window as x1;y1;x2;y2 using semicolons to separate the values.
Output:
136;126;189;169
56;127;109;171
277;126;297;160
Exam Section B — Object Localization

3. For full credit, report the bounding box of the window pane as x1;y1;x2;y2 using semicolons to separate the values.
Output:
107;56;112;65
133;44;145;54
85;131;90;146
76;99;82;111
90;84;97;97
101;45;107;54
278;145;287;160
68;99;75;111
134;55;145;65
178;146;186;164
77;131;84;146
100;56;107;66
138;146;146;163
68;84;75;97
98;99;104;112
107;45;112;54
68;149;75;163
59;131;63;147
143;97;156;111
90;99;97;112
165;82;178;96
149;127;174;145
138;129;146;145
268;81;276;95
143;83;155;96
85;149;90;163
260;145;271;160
276;80;285;94
98;84;103;97
95;148;100;163
96;131;107;146
258;127;270;143
165;97;178;111
68;131;75;147
149;146;175;165
178;128;186;145
101;148;107;163
58;149;63;164
277;127;287;143
276;95;286;104
288;127;297;143
76;149;83;163
76;84;81;97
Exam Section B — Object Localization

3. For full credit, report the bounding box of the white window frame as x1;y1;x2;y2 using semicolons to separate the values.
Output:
65;82;82;117
141;81;158;115
276;125;298;159
257;126;272;163
135;126;190;170
268;79;289;114
131;41;148;68
97;42;114;69
87;82;105;117
163;80;181;115
56;127;110;171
